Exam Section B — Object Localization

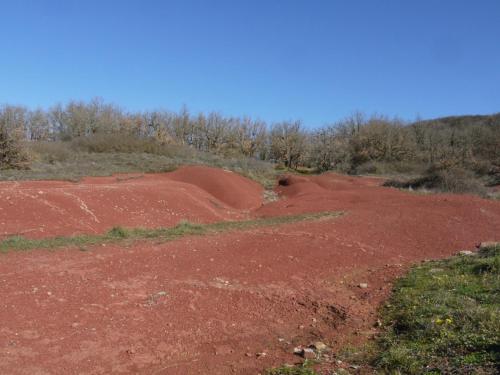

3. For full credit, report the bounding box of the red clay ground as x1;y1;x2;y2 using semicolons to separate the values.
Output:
0;166;262;239
0;166;499;374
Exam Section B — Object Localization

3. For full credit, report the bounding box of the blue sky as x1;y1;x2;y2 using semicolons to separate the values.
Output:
0;0;499;126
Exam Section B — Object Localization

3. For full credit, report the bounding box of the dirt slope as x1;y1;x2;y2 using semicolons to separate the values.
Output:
0;171;499;374
166;165;264;210
0;166;263;239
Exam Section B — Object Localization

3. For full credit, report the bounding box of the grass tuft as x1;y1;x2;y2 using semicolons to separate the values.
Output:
266;360;317;375
108;226;130;238
0;211;343;253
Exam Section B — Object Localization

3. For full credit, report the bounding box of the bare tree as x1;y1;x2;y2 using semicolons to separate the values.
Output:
233;117;266;157
269;121;306;169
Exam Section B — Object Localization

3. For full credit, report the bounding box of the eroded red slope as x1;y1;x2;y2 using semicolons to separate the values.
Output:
166;165;263;210
0;166;263;239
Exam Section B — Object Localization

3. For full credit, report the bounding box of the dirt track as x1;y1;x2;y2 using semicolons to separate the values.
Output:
0;166;499;374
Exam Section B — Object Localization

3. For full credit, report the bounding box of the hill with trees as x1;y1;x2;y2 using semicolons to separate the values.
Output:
1;99;498;195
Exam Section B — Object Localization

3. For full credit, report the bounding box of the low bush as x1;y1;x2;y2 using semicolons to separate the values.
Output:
0;126;29;169
384;165;487;196
436;167;487;194
30;141;73;163
485;164;500;187
355;160;427;176
355;161;378;174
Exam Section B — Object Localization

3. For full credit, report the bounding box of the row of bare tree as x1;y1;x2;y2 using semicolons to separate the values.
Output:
1;99;499;172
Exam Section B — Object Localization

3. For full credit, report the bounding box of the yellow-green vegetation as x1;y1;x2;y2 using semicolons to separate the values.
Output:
0;211;342;253
372;245;499;374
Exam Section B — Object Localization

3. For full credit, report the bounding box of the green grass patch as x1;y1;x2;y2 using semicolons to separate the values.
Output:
0;211;342;253
266;360;317;375
372;245;500;374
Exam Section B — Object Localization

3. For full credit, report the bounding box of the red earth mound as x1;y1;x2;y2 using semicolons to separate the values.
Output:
0;170;499;374
277;175;329;197
166;165;263;210
0;166;263;239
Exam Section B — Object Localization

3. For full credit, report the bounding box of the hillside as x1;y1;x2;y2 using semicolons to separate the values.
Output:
1;102;499;198
417;112;500;128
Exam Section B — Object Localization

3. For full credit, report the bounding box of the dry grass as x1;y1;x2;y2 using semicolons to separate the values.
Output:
0;138;277;188
383;166;488;197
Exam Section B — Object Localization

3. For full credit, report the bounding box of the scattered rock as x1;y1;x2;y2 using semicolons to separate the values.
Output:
214;345;234;355
458;250;475;256
374;319;382;327
256;352;267;358
302;348;316;359
293;346;316;359
293;347;303;355
311;341;328;351
213;277;230;287
350;364;360;369
263;190;279;203
358;283;368;289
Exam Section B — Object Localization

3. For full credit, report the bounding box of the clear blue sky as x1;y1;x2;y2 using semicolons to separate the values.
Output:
1;0;499;126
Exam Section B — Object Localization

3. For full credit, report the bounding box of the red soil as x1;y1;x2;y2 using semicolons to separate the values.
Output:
0;168;499;374
166;165;263;210
0;166;262;239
